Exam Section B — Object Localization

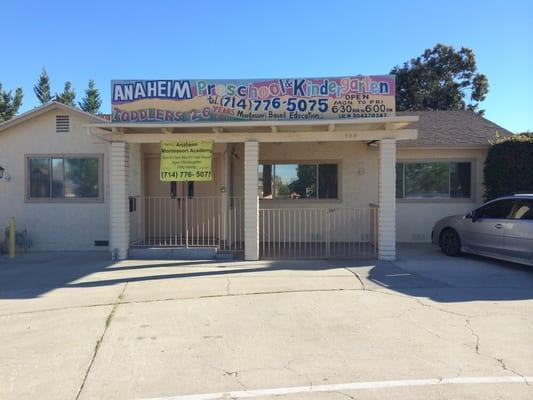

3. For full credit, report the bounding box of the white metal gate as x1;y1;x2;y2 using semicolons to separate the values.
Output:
129;196;244;251
259;207;378;258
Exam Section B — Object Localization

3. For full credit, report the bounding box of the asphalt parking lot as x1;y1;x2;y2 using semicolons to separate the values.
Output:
1;244;532;400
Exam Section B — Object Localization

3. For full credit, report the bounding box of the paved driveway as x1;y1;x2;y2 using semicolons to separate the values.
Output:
1;245;532;400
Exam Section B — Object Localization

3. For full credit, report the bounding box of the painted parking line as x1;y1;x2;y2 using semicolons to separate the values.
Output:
139;375;533;400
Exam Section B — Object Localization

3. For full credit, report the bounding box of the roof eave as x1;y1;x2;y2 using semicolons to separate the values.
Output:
398;143;490;149
0;101;107;133
85;115;419;132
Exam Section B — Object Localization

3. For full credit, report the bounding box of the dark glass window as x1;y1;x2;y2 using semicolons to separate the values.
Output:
187;181;194;198
29;158;51;198
476;200;515;219
258;163;338;200
396;163;404;199
51;158;64;197
274;164;316;199
396;161;472;199
318;164;337;199
258;164;273;199
405;162;449;198
450;162;471;198
28;156;100;200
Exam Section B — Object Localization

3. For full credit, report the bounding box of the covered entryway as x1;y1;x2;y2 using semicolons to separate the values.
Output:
88;117;418;261
130;151;244;252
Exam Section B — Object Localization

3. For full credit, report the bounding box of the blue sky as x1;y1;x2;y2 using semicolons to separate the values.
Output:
2;0;532;132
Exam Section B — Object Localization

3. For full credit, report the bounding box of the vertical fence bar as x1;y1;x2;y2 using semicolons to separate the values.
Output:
185;197;189;248
232;202;237;252
174;197;178;246
281;209;284;257
165;198;168;246
219;197;222;249
277;209;280;259
192;197;195;247
261;209;265;257
325;209;329;258
149;197;153;246
202;198;205;246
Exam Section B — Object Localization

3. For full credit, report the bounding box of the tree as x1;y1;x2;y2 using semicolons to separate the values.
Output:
288;165;317;198
55;81;76;107
33;67;52;104
391;44;489;115
0;83;23;122
484;132;533;200
79;80;102;114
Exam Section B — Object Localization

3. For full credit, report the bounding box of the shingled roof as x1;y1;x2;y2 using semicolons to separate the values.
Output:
397;110;513;147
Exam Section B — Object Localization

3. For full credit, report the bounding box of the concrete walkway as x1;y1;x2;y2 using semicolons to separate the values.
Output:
1;245;532;399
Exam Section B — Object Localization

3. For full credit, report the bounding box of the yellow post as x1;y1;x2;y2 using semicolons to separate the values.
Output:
8;217;15;258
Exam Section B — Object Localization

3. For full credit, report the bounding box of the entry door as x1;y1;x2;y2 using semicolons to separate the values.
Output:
144;157;184;242
186;154;221;244
463;199;514;255
144;155;221;244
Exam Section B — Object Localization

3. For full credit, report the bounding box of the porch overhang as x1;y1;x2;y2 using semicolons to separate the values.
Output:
85;116;418;143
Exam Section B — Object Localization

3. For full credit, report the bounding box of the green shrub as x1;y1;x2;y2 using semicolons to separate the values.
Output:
484;132;533;200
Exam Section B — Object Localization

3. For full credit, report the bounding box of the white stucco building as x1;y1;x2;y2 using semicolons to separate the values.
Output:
0;80;511;261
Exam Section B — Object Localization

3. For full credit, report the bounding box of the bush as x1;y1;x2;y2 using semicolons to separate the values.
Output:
484;132;533;200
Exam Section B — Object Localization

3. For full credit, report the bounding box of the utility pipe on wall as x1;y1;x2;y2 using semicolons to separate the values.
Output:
8;217;15;258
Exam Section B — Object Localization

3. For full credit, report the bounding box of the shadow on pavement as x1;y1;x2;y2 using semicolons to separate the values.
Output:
0;253;345;299
0;252;115;299
365;244;533;302
1;245;532;303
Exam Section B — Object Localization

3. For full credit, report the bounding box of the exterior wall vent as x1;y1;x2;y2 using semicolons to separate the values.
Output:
56;115;70;133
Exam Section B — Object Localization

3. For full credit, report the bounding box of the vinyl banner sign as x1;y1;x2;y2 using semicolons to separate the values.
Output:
112;75;395;123
160;141;213;182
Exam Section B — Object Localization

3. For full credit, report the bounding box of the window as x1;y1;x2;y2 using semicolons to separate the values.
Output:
27;156;102;200
258;163;338;200
511;200;533;220
396;161;472;199
476;199;515;219
170;181;194;198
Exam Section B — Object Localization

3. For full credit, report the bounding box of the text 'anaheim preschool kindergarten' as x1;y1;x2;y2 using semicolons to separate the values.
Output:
111;75;396;123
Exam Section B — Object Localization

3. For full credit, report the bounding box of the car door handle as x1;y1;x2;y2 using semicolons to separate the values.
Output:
494;223;504;229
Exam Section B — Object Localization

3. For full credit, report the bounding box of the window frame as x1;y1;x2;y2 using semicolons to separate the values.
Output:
258;159;342;202
25;154;104;203
396;159;476;203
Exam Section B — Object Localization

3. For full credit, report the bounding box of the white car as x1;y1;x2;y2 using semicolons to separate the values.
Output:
432;194;533;266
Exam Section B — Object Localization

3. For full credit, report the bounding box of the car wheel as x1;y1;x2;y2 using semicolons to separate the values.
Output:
440;228;462;257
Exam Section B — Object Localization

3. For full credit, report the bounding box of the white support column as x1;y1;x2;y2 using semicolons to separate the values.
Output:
244;141;259;260
378;138;396;261
110;142;129;260
220;147;229;243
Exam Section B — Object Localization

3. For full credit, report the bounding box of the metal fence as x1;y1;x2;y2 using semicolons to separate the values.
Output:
129;196;244;251
130;197;378;259
259;207;378;259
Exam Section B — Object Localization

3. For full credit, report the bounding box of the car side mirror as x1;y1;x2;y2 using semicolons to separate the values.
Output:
469;210;478;222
